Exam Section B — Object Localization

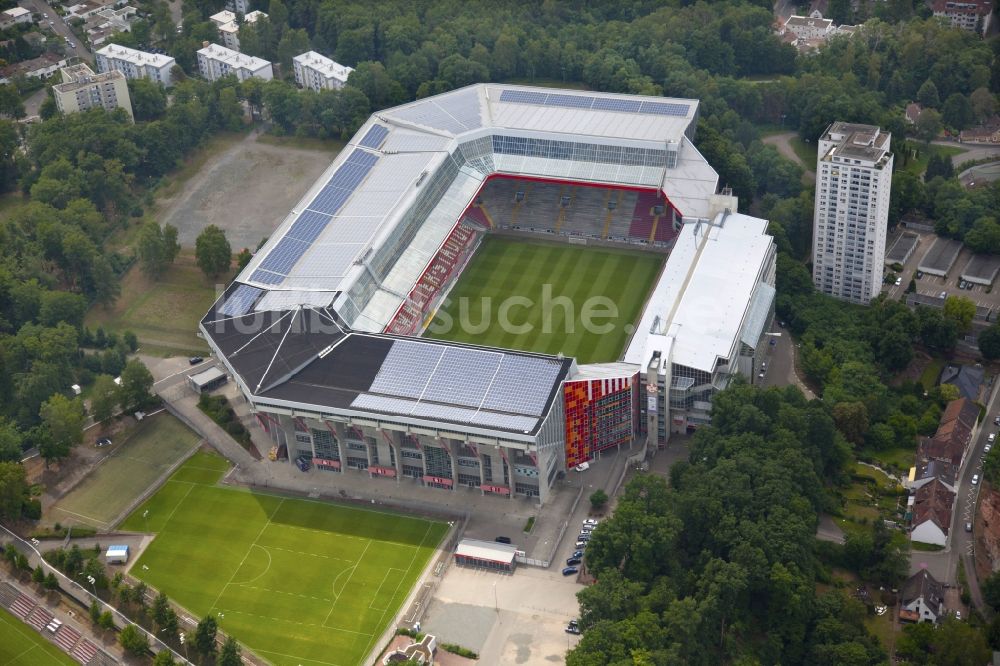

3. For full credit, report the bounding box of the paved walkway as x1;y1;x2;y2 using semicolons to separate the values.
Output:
0;523;185;664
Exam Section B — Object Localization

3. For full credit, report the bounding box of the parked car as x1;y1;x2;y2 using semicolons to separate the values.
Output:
915;270;923;279
966;522;973;532
895;277;902;286
562;566;579;576
939;291;947;299
994;415;1000;426
96;437;112;447
566;557;582;566
574;461;590;472
583;519;599;527
571;550;584;559
972;474;980;485
985;444;992;454
495;536;512;544
189;356;204;365
577;534;591;542
989;433;996;443
574;540;588;548
565;620;581;635
295;456;311;472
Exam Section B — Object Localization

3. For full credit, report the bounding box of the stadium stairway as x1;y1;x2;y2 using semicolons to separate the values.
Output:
629;191;661;241
384;223;479;335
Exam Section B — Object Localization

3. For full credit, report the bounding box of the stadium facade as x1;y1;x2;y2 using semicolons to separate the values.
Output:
201;84;776;504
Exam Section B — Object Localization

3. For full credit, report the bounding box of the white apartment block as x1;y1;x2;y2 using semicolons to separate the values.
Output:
293;51;353;92
96;43;175;87
210;10;240;50
812;122;894;305
197;43;273;82
53;63;133;120
783;13;832;40
209;9;266;52
225;0;250;15
0;7;32;28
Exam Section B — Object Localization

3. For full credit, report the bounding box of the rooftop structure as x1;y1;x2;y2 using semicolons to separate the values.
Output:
911;478;955;546
52;63;133;119
0;53;67;85
96;43;175;87
84;5;137;46
900;570;945;622
293;51;353;92
0;7;32;28
197;42;272;82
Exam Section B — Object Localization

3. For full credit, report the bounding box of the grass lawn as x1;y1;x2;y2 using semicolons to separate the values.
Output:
0;606;76;666
901;142;966;177
84;251;223;356
49;413;200;529
123;452;448;666
789;136;816;171
858;447;915;474
864;611;895;652
920;358;945;391
425;236;663;363
911;541;945;552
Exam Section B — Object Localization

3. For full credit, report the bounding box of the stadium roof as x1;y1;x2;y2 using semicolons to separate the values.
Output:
624;212;775;373
235;84;716;326
201;291;573;438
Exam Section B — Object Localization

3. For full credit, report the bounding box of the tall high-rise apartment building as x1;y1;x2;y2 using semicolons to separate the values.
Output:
811;122;893;304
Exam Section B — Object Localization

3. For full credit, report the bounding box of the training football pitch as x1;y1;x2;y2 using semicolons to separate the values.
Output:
426;236;663;363
122;452;448;666
0;606;75;665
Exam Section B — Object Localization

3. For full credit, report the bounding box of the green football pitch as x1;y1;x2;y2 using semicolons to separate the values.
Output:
122;452;448;666
425;236;663;363
0;606;75;665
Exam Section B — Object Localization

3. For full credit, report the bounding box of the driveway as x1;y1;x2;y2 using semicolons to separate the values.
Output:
762;131;815;182
761;322;816;399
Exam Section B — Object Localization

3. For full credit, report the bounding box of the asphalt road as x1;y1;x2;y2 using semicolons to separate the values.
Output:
760;321;816;399
21;0;91;60
933;140;1000;168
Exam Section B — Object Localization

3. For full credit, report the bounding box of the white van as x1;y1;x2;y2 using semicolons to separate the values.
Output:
574;462;590;472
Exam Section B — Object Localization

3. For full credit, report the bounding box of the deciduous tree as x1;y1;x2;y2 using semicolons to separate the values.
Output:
195;225;232;278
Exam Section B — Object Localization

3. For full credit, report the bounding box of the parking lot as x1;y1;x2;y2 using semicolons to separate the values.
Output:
884;228;1000;313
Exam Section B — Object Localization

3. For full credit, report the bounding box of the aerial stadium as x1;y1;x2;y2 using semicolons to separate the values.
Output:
200;83;776;505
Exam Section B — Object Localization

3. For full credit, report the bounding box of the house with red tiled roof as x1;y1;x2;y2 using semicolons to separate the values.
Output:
910;478;955;546
916;397;979;469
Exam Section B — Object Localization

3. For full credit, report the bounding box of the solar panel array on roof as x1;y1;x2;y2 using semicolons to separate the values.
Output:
365;339;561;417
351;393;539;433
359;124;389;149
249;149;378;285
389;87;484;135
308;149;379;215
219;284;263;316
498;89;690;117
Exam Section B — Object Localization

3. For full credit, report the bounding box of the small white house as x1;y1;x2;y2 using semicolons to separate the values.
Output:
900;569;944;623
105;545;129;564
